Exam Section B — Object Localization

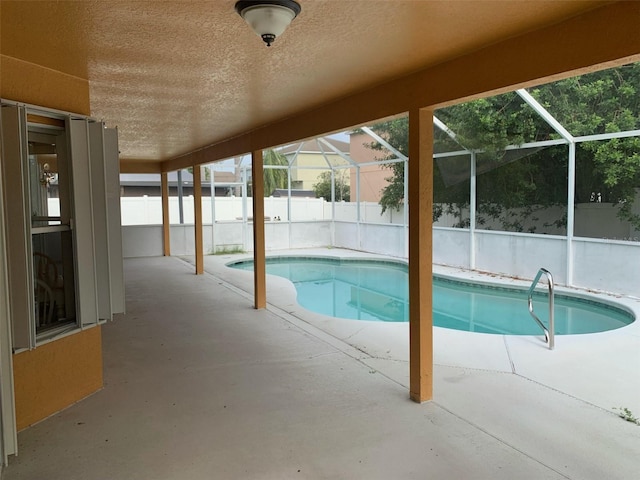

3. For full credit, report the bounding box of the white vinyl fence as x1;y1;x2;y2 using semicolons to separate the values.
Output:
118;196;640;296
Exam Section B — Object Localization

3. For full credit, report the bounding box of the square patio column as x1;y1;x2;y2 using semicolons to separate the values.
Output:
252;150;266;309
408;108;434;403
161;172;171;256
193;165;204;274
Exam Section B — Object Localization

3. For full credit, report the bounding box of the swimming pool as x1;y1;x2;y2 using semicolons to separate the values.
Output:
228;256;635;335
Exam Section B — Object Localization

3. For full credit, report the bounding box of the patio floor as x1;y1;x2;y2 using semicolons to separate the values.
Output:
4;251;640;479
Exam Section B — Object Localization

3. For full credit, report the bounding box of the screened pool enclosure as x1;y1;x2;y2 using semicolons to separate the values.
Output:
121;64;640;296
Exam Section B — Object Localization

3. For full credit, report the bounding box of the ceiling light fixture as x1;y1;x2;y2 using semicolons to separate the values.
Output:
235;0;301;47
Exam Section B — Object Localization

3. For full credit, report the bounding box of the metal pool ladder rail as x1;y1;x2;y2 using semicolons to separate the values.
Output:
527;268;555;350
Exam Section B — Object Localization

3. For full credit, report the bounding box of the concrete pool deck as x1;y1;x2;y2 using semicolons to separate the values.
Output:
4;252;639;479
205;247;640;416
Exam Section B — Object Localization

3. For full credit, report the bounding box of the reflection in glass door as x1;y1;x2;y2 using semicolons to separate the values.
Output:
28;128;76;334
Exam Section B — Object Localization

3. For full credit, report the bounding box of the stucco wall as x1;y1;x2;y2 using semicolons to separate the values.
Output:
474;231;568;284
572;239;640;294
123;222;332;257
348;132;391;203
13;328;103;431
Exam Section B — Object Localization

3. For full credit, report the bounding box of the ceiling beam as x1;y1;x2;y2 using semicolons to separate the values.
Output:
120;159;163;174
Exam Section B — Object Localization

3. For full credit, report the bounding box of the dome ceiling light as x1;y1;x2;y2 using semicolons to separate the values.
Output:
235;0;302;47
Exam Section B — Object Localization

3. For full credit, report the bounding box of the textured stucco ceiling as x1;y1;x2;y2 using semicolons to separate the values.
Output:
1;0;612;162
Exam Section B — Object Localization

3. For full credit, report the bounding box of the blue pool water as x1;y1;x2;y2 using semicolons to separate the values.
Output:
228;257;634;335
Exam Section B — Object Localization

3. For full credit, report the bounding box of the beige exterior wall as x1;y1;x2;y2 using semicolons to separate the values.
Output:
290;152;342;191
349;132;390;202
13;328;103;431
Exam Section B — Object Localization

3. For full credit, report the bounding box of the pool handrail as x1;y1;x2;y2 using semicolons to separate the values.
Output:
527;268;555;350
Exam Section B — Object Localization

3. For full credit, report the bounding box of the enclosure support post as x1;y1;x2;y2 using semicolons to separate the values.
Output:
241;167;248;251
287;162;292;247
252;150;267;309
331;168;336;246
177;169;184;224
566;142;576;286
161;172;171;256
356;165;361;250
403;158;409;258
408;108;434;403
469;151;477;269
210;166;216;254
193;165;204;275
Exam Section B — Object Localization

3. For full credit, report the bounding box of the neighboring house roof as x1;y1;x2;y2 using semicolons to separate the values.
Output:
279;137;349;155
120;170;237;187
270;189;316;198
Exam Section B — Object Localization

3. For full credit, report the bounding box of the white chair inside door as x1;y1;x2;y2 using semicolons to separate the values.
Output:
33;251;64;319
34;278;54;326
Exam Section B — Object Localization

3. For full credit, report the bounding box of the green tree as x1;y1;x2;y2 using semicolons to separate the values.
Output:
262;149;289;196
313;170;350;201
367;63;640;230
431;90;562;231
360;118;409;214
530;63;640;227
186;166;211;181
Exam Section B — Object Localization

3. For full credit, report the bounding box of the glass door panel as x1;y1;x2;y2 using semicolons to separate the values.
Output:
31;231;76;331
28;128;77;335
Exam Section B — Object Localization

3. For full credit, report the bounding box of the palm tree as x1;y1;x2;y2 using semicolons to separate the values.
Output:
262;149;289;196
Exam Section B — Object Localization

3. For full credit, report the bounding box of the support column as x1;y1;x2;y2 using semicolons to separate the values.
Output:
408;108;434;403
252;150;266;309
161;172;171;256
210;166;216;254
193;166;204;274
